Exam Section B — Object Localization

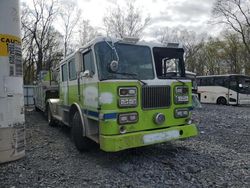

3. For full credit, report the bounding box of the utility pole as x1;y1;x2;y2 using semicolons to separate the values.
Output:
0;0;25;163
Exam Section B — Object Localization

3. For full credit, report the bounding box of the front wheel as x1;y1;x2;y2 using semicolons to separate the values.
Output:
217;97;227;105
71;111;93;151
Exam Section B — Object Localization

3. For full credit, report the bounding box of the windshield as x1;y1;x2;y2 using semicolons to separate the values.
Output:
153;47;185;79
238;76;250;94
94;41;154;80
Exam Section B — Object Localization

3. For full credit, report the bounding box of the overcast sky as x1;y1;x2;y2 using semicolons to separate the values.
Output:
22;0;221;39
76;0;220;38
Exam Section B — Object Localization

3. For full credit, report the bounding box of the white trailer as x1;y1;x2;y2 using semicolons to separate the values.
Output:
34;70;59;113
0;0;25;163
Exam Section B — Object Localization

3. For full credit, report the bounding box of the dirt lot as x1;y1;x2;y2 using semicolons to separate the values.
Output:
1;104;250;188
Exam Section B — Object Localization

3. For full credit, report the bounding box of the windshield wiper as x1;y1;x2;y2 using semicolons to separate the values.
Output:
104;38;119;62
109;71;147;85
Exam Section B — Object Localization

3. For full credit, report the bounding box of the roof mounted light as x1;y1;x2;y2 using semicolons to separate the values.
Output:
122;36;139;43
166;43;181;48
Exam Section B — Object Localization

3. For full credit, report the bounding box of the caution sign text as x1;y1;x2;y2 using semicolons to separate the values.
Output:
0;34;21;57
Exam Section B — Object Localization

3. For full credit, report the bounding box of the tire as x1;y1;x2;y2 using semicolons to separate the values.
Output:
71;111;93;151
217;97;227;105
47;105;56;126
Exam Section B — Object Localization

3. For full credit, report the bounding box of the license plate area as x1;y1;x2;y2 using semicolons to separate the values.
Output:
177;95;188;102
143;130;180;144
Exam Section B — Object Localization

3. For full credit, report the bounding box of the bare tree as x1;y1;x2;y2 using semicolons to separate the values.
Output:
58;0;81;57
21;0;59;80
220;32;242;73
155;27;206;73
103;1;150;38
78;19;100;46
202;38;222;75
212;0;250;54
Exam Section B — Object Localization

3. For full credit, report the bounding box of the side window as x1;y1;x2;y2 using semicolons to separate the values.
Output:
230;78;237;91
214;77;223;86
202;77;214;86
83;51;95;74
196;78;201;86
69;59;77;80
201;78;207;86
207;77;214;86
62;63;68;82
224;77;229;87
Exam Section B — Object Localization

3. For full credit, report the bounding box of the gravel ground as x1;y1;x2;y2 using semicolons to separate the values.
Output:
0;104;249;188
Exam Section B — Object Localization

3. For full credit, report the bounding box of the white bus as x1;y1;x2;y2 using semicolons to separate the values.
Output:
197;74;250;105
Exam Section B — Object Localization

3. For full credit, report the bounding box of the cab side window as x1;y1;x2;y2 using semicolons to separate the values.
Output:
69;59;77;80
83;51;95;74
61;63;68;82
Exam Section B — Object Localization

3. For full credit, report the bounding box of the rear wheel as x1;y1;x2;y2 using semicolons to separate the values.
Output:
71;111;93;151
217;97;227;105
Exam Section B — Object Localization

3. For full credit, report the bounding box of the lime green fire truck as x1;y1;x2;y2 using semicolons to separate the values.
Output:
47;37;198;152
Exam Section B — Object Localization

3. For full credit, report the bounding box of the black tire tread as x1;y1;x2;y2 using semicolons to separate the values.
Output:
71;112;93;151
217;97;227;105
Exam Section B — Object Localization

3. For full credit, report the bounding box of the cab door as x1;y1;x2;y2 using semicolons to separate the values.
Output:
80;50;98;116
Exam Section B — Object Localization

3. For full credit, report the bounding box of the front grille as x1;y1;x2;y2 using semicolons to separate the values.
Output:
142;85;171;109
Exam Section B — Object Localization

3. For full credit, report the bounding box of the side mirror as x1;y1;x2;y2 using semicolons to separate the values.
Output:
109;60;119;72
80;70;91;78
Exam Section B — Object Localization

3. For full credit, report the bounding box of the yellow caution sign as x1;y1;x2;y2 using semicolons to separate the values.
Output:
0;34;21;56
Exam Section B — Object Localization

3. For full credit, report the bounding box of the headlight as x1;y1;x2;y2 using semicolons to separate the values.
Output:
154;113;165;125
175;108;189;118
118;112;138;124
175;86;188;94
175;86;189;104
119;98;137;107
118;87;137;107
119;87;137;97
